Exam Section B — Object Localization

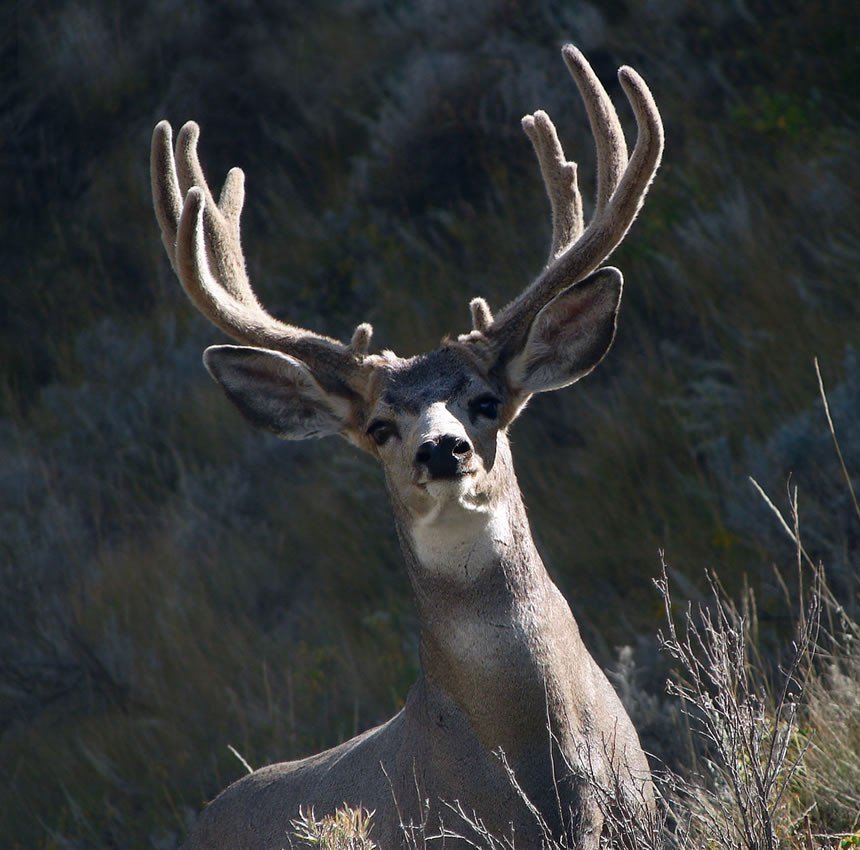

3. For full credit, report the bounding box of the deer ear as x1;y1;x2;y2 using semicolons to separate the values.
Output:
203;345;353;440
506;267;622;396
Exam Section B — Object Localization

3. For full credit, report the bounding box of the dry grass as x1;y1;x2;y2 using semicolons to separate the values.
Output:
292;805;377;850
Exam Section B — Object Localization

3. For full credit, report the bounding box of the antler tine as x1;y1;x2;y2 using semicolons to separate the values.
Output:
562;45;628;219
152;121;372;390
521;110;583;263
469;297;494;333
151;121;183;271
173;122;255;307
480;47;663;353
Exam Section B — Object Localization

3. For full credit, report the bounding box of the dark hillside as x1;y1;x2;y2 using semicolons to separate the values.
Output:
2;1;858;846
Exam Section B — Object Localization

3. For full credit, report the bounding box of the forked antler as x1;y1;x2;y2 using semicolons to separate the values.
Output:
151;121;373;392
469;45;663;356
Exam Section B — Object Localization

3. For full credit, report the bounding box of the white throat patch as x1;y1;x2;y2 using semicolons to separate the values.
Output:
409;500;510;581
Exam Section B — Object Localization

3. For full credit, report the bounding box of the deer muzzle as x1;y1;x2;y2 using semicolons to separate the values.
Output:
415;435;474;480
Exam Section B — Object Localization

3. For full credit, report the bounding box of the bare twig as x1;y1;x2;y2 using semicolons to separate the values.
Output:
655;553;823;850
815;357;860;521
227;743;254;774
748;477;817;570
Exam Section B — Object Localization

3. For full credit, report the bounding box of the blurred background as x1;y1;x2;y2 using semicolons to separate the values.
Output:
2;1;858;846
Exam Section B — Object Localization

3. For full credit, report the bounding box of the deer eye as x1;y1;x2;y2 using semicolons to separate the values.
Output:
470;394;501;421
367;420;398;446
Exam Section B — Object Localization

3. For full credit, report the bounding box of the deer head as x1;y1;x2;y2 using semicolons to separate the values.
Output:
152;43;662;550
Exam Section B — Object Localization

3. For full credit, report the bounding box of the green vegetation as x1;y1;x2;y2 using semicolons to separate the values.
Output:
3;0;858;847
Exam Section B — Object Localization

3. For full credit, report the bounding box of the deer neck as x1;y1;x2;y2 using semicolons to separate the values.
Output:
389;436;590;752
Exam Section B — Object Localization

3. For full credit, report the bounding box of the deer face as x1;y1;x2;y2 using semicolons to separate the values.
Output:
201;343;511;526
361;347;509;524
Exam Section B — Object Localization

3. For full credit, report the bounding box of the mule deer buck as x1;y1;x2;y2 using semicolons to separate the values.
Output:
152;45;663;850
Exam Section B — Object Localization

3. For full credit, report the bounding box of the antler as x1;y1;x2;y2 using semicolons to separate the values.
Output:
151;121;373;392
469;45;663;355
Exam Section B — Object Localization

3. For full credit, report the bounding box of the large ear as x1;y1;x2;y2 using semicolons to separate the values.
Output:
506;267;623;396
203;345;353;440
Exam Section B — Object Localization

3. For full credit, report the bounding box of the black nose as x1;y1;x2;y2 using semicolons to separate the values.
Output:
415;435;473;479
